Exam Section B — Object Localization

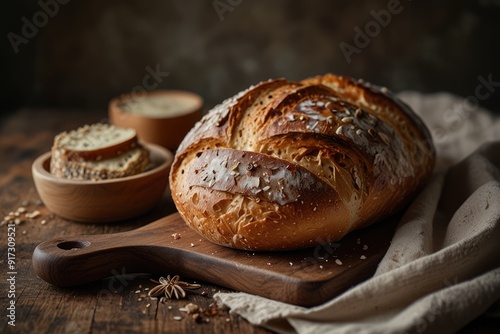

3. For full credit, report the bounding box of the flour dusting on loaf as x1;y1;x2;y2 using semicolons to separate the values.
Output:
170;74;435;251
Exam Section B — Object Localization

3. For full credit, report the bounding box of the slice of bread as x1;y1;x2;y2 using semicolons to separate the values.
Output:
50;124;151;180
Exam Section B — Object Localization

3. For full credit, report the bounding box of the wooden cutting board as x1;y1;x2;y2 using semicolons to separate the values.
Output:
32;212;396;307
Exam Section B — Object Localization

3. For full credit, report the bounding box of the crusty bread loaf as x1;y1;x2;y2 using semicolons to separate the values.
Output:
50;124;151;180
170;74;435;251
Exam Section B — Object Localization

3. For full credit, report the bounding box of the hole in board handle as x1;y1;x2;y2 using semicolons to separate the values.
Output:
57;240;91;250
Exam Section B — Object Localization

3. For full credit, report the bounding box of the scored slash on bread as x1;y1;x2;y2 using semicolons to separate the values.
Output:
50;124;151;180
170;74;436;251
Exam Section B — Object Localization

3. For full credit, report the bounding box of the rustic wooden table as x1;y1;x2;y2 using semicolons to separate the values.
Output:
0;109;272;334
0;109;496;333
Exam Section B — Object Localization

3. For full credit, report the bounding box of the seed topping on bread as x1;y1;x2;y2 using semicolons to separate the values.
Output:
50;123;151;180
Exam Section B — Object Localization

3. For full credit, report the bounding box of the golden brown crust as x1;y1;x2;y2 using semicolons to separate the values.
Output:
170;74;435;251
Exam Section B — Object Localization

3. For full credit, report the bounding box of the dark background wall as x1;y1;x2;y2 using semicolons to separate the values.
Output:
2;0;500;114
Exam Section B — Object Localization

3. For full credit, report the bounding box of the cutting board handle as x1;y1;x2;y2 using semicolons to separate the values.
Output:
32;214;199;287
32;212;395;306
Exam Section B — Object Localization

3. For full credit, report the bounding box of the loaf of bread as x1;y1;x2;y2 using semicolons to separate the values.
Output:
50;123;151;180
170;74;435;251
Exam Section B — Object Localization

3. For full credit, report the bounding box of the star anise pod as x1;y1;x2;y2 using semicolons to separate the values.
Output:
148;275;201;300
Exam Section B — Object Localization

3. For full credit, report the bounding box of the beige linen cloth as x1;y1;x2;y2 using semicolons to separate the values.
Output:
215;92;500;333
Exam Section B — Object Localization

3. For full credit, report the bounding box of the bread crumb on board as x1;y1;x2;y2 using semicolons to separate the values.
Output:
1;202;51;227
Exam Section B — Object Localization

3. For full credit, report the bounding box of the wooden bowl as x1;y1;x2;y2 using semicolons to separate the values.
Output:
109;90;203;152
32;143;173;223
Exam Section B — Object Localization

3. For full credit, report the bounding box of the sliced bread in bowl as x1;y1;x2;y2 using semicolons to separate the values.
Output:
50;123;151;180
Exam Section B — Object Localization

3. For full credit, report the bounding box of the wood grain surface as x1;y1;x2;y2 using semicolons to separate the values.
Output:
0;109;495;333
32;212;395;307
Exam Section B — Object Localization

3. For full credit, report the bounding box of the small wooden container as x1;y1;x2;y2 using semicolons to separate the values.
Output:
109;90;203;152
32;143;173;223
